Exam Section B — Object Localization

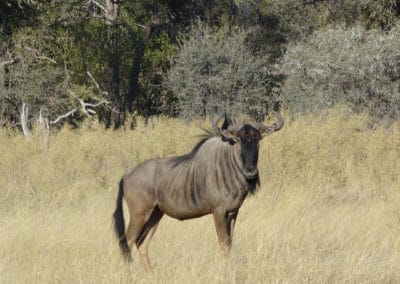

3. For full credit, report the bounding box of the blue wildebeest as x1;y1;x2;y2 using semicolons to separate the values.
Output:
113;111;284;270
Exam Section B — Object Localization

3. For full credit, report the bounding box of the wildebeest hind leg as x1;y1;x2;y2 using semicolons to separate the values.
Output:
124;211;152;263
136;207;164;272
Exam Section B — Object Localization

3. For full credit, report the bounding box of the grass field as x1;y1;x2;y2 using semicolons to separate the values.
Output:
1;109;400;283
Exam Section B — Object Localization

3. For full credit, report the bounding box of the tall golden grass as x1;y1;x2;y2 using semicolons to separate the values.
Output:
1;109;399;283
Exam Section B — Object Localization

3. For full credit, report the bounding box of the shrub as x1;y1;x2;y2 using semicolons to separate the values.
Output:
281;24;400;123
164;23;281;119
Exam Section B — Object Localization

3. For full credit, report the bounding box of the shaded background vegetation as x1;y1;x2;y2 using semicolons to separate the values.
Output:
1;0;400;129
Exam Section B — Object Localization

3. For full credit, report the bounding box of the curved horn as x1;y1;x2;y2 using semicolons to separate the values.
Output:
271;110;284;131
212;113;228;138
253;111;284;133
221;113;233;131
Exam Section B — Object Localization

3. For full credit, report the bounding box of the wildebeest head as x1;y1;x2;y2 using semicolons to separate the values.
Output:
213;111;284;180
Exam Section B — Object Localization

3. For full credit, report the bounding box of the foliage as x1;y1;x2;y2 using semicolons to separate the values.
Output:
1;26;71;126
261;0;400;35
1;0;400;131
165;24;281;119
1;1;94;127
281;24;400;123
139;31;177;116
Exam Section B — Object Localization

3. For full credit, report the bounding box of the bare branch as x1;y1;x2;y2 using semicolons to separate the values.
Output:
105;105;120;114
86;0;120;22
78;97;109;116
23;46;57;64
83;100;109;108
86;71;100;90
68;90;109;117
46;97;109;125
86;71;109;97
86;0;107;13
37;56;57;64
49;108;78;125
1;59;15;66
91;96;120;114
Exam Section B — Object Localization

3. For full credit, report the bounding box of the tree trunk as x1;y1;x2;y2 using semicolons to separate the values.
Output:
126;26;149;113
38;110;50;151
20;103;31;139
126;15;164;113
109;25;123;128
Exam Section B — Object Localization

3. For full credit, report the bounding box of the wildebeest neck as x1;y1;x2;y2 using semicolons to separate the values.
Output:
168;135;257;195
170;136;210;168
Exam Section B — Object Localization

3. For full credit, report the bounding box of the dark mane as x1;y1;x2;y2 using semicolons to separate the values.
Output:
170;129;216;168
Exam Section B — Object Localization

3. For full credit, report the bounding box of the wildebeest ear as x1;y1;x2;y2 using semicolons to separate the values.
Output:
224;123;242;143
222;129;239;143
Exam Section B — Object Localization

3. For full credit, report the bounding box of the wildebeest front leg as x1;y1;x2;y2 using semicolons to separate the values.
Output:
213;209;231;254
226;209;239;245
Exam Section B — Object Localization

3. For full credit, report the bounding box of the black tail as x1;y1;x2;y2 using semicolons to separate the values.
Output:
113;178;130;258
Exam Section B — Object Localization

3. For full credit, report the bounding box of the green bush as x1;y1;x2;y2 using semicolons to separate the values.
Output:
281;24;400;123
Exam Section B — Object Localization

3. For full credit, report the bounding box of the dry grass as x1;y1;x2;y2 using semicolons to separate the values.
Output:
1;109;400;283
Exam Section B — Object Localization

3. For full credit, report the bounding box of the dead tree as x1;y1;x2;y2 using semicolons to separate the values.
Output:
37;92;110;150
86;0;121;22
20;103;31;139
36;71;116;150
